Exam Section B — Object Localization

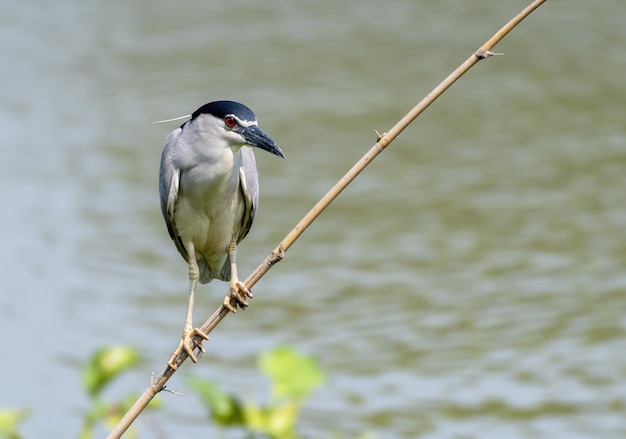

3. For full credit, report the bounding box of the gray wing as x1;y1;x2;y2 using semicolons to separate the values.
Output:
159;127;189;262
237;146;259;243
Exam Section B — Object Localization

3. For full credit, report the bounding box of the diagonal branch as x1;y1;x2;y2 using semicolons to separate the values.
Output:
107;1;548;437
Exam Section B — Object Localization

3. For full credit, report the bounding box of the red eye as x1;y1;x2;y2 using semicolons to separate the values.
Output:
224;116;237;128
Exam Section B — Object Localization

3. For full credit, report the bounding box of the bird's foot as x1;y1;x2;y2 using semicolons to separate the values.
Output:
167;327;209;370
223;281;253;313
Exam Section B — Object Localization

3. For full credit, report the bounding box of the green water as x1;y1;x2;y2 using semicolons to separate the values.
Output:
1;1;625;437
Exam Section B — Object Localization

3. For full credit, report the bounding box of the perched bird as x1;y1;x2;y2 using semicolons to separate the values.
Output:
159;100;285;365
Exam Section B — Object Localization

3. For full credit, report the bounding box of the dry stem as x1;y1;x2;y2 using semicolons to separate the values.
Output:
107;1;548;437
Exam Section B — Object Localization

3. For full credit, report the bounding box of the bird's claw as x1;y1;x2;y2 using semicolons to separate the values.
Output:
223;281;253;313
168;327;209;370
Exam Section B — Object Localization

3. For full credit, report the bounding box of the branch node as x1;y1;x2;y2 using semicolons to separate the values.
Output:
375;129;398;143
268;244;285;266
161;386;183;397
150;372;182;396
475;49;504;59
149;372;166;394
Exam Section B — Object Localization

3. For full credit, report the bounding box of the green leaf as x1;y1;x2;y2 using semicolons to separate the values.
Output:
242;402;298;439
82;346;140;398
266;403;299;438
0;408;30;439
186;377;243;426
258;346;325;400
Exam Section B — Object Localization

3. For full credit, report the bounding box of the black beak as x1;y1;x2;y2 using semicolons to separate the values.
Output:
242;125;285;158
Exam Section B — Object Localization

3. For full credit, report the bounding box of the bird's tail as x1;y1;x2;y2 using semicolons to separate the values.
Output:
197;258;231;284
218;260;232;283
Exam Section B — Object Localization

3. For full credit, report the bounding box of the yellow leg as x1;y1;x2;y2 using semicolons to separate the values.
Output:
223;241;253;313
168;242;209;369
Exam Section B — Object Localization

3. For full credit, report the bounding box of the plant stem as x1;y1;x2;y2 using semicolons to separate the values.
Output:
107;1;548;437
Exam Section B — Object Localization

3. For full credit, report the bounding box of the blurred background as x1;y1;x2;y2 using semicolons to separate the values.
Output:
1;0;625;438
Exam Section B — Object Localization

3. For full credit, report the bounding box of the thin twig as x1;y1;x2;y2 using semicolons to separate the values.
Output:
107;1;547;437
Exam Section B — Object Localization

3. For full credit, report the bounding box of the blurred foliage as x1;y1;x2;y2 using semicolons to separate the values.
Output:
0;408;30;439
3;345;375;438
188;345;326;439
79;346;161;439
82;346;139;398
259;346;325;399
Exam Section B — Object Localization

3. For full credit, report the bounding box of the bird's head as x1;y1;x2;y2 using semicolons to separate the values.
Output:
187;100;285;158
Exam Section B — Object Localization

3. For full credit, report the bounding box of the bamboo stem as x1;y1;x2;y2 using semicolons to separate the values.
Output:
107;1;547;437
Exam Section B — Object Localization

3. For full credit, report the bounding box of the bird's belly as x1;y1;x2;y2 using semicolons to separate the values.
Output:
174;198;241;274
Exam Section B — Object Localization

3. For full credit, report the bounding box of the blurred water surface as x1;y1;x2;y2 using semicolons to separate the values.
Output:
1;1;625;438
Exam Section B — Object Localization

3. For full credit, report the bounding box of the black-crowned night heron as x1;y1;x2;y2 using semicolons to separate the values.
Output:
159;100;285;365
